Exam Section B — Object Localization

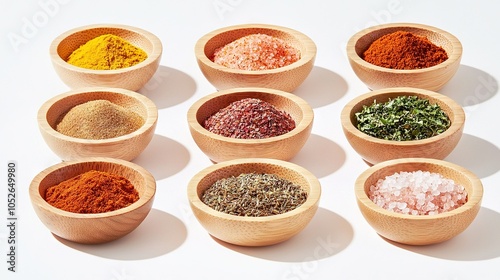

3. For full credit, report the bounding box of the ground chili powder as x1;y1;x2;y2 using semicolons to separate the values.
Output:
362;31;448;69
45;170;139;214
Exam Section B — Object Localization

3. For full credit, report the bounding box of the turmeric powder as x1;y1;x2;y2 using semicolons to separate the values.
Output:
66;34;148;70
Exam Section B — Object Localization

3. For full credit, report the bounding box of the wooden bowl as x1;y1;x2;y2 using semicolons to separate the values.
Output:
29;157;156;244
187;87;314;163
355;158;483;245
340;87;465;165
38;87;158;161
346;23;462;91
50;24;162;91
194;24;316;92
187;158;321;246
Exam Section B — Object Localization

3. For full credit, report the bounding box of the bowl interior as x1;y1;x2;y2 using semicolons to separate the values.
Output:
34;160;154;215
354;26;456;65
359;160;483;218
203;27;306;64
194;90;305;138
45;90;149;135
56;27;154;62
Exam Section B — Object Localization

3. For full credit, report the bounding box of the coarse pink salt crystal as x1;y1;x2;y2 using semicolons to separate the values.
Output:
368;171;468;215
212;33;301;71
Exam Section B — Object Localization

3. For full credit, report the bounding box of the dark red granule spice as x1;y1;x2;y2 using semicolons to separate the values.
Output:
362;31;448;70
203;98;296;139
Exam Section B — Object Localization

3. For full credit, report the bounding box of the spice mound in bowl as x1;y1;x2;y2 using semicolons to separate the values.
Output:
340;87;465;165
50;24;162;91
38;87;158;161
195;24;316;92
187;158;321;246
346;23;462;91
29;157;156;244
355;158;483;245
187;87;314;163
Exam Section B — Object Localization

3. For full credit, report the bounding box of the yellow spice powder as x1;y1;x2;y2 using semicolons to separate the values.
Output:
56;100;145;140
66;34;148;70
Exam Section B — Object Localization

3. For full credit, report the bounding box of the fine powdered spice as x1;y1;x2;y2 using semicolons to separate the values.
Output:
203;98;296;139
212;33;301;70
355;95;450;141
66;34;148;70
363;31;448;69
369;170;467;215
45;170;140;214
202;173;308;217
56;100;145;140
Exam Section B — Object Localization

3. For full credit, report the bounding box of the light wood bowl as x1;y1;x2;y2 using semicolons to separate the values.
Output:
187;158;321;246
194;24;316;92
29;157;156;244
340;87;465;165
38;87;158;161
187;87;314;163
355;158;483;245
346;23;462;91
50;24;162;91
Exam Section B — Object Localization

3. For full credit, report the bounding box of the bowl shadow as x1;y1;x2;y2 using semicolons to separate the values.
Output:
54;209;187;260
385;207;500;261
138;65;197;109
439;64;498;110
212;207;353;262
290;134;346;178
132;134;190;181
294;66;349;108
445;133;500;178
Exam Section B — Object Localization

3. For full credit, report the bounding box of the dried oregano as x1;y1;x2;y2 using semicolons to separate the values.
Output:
355;95;451;141
201;173;308;217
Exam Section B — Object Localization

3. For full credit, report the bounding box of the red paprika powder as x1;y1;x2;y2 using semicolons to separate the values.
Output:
45;170;139;214
362;31;448;70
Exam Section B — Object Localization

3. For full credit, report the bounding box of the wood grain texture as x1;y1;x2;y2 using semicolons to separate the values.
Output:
29;158;156;244
50;24;162;91
340;87;465;165
346;23;462;91
187;87;314;163
37;87;158;161
194;24;316;92
187;158;321;246
355;158;483;245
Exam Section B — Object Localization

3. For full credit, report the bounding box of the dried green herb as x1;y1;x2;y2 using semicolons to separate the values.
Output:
355;95;451;141
201;173;308;217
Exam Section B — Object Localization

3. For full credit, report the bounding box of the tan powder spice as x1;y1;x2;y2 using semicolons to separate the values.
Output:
56;100;145;140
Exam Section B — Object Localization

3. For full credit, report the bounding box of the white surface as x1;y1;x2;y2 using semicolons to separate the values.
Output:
1;0;499;279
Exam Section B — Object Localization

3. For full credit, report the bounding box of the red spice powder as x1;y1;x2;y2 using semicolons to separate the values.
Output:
362;31;448;69
45;170;139;214
212;33;301;71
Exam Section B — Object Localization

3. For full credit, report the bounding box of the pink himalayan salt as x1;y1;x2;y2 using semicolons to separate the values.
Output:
369;170;468;216
212;33;301;71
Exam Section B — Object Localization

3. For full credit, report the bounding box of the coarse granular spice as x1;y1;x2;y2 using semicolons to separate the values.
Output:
202;173;308;217
212;33;301;71
45;170;140;214
203;98;296;139
369;170;468;215
362;31;448;69
56;100;145;140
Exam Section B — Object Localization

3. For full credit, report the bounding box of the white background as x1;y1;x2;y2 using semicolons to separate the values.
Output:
1;0;499;279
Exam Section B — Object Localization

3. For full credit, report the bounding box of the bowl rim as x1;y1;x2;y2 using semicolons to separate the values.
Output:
187;158;321;222
37;87;158;144
346;22;462;73
354;158;483;220
340;87;465;146
50;23;163;74
194;23;317;75
29;157;156;218
187;87;314;144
